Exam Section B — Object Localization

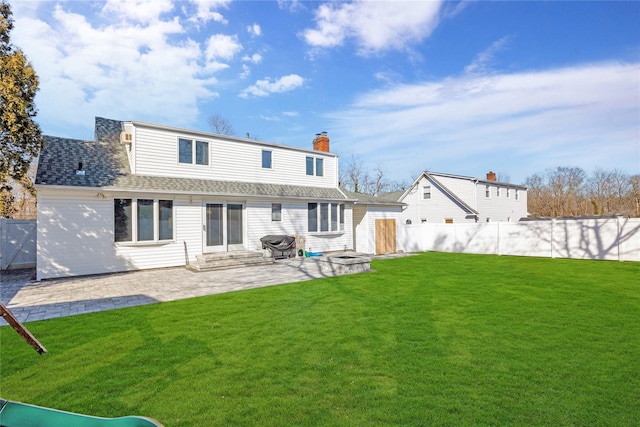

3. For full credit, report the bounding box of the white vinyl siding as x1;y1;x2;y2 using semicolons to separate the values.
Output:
245;201;353;253
132;125;338;188
37;190;200;280
400;174;528;225
353;205;403;254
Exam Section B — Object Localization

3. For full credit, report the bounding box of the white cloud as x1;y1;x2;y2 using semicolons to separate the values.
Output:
239;74;305;98
326;62;640;183
278;0;305;12
464;36;511;75
102;0;175;24
12;2;231;134
242;53;263;64
247;23;262;37
303;0;442;55
205;34;242;60
282;111;299;117
239;64;250;79
187;0;230;24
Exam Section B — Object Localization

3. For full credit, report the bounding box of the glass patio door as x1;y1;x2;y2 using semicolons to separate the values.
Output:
226;204;244;251
203;202;244;253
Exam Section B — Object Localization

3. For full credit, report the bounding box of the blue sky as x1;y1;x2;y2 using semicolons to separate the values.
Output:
12;0;640;185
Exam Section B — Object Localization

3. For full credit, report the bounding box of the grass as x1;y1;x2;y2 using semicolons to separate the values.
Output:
1;253;639;426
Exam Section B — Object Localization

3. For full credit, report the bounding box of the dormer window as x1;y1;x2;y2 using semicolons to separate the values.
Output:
179;138;209;165
306;156;323;176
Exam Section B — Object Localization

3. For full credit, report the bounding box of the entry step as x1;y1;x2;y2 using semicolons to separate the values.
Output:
187;251;274;272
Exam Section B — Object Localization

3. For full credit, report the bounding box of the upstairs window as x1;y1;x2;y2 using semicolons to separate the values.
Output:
316;158;324;176
262;150;272;169
306;157;314;175
497;187;501;197
515;189;519;201
178;139;192;164
305;156;324;176
485;185;491;198
179;138;208;165
506;188;511;198
423;185;431;200
196;141;208;165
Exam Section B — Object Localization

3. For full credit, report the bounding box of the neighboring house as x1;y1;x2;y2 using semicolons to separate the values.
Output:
396;171;528;225
35;118;355;280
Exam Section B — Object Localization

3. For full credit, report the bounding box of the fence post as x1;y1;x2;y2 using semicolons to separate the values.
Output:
550;219;556;259
617;215;622;262
1;218;6;270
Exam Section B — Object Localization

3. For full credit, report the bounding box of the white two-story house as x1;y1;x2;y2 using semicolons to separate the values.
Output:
397;171;528;225
35;117;355;280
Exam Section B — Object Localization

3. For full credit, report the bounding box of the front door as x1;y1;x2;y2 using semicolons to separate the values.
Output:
203;202;244;253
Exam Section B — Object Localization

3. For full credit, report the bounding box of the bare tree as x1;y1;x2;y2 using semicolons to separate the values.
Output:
340;154;370;193
525;167;638;217
340;155;406;195
207;113;234;136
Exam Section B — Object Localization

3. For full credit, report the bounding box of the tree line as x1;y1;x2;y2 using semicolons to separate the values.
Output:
524;167;639;218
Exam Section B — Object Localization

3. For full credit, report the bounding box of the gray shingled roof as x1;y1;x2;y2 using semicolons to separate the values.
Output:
341;188;405;205
35;117;347;201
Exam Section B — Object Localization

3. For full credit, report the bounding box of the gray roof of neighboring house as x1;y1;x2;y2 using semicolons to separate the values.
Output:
426;173;479;215
35;117;347;201
341;188;405;206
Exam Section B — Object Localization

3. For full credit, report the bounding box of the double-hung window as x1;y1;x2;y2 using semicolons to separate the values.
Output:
179;138;209;165
115;198;174;243
423;185;431;200
271;203;282;221
316;158;324;176
308;202;344;233
305;156;324;176
485;185;491;198
262;150;272;169
306;157;314;175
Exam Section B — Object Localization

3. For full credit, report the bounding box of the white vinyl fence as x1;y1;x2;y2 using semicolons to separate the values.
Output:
401;217;640;262
1;219;37;270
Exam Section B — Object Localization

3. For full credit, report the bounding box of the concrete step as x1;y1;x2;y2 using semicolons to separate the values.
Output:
187;251;274;272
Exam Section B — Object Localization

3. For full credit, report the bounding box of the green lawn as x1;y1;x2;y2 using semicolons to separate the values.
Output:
1;253;639;426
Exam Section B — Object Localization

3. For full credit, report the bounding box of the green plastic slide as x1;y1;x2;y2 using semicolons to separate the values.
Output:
0;399;163;427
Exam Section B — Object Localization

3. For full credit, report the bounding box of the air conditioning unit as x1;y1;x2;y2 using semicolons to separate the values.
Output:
120;132;133;145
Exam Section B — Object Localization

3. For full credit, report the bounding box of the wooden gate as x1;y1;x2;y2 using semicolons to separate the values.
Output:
1;219;36;270
375;219;396;255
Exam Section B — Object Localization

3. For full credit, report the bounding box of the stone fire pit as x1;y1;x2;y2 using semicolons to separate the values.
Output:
315;253;372;275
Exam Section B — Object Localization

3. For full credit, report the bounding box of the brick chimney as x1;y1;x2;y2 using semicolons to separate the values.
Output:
486;171;497;181
313;131;330;152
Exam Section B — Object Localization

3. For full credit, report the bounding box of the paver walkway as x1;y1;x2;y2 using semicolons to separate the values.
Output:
1;257;393;325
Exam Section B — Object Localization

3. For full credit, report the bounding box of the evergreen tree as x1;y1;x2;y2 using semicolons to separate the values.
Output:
0;0;44;203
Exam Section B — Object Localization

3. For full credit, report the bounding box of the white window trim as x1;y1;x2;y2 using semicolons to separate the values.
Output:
271;203;282;221
114;197;175;245
305;156;324;177
308;202;345;235
423;185;431;200
178;138;210;166
262;150;273;169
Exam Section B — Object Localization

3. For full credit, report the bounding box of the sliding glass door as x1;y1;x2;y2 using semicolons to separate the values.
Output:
203;202;244;252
